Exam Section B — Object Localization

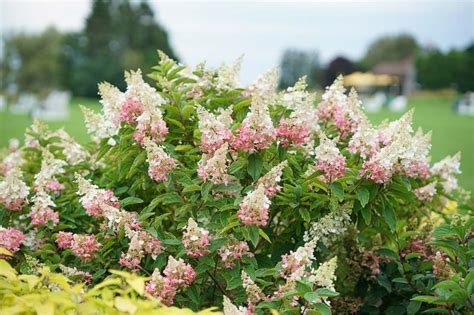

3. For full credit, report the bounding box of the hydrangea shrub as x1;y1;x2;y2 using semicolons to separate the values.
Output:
0;51;472;314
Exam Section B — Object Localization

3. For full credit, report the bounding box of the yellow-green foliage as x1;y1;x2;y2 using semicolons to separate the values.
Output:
0;258;219;315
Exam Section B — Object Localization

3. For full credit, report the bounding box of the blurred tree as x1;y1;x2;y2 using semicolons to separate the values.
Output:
323;56;355;86
64;0;178;97
278;49;321;90
1;27;65;95
416;43;474;92
364;34;418;68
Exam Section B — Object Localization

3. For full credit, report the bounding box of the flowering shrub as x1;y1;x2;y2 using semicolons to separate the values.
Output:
0;51;472;314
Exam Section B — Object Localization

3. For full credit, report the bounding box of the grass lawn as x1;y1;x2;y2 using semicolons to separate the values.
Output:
0;94;473;191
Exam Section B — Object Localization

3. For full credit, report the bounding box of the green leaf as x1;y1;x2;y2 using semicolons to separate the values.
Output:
411;295;437;303
299;208;311;222
201;181;212;200
407;301;421;315
229;159;247;174
383;206;397;231
182;184;201;193
120;197;144;207
405;253;424;260
247;153;263;181
249;226;259;247
433;280;462;290
356;187;370;208
167;118;185;130
329;182;344;200
313;303;331;315
361;207;372;225
304;292;320;304
175;145;193;152
258;229;272;244
315;288;339;297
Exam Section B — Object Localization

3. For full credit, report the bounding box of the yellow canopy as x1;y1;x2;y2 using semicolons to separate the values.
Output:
344;72;399;87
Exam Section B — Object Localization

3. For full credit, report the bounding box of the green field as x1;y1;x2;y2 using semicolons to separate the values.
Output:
0;95;473;191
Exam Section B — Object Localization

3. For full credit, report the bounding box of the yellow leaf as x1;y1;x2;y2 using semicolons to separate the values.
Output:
0;259;17;280
34;301;55;315
0;247;13;257
115;296;137;314
18;274;41;290
127;277;145;296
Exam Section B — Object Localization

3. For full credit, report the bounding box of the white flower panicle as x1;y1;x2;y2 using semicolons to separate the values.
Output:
34;150;66;191
303;202;353;247
309;256;338;291
1;149;25;176
398;128;432;178
245;68;278;102
197;105;234;153
431;152;461;193
81;105;117;142
257;160;288;197
223;296;248;315
216;55;243;90
125;69;166;112
348;117;379;159
314;133;346;181
0;167;30;211
53;129;89;165
197;142;231;185
377;109;414;145
241;271;264;305
98;81;125;125
322;75;347;105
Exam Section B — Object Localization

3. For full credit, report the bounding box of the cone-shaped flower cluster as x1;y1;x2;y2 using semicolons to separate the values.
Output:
0;167;29;211
314;134;346;182
182;218;211;258
145;256;196;305
143;137;176;182
197;142;231;185
55;232;101;262
197;105;233;154
238;184;271;226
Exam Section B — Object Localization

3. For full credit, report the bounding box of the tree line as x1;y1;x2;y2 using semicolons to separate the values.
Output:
1;0;178;98
1;3;473;97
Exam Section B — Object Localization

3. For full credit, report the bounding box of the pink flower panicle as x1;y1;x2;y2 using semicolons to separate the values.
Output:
218;238;253;268
415;182;437;202
276;118;311;147
314;134;346;182
31;207;59;226
257;161;288;198
197;105;233;154
0;227;25;258
238;184;271;226
119;97;144;125
197;142;231;185
119;229;163;270
143;137;176;182
76;174;120;218
146;256;196;305
182;218;211;258
232;95;275;152
56;232;100;262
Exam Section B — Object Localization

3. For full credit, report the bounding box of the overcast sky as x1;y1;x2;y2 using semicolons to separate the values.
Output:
1;0;473;83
